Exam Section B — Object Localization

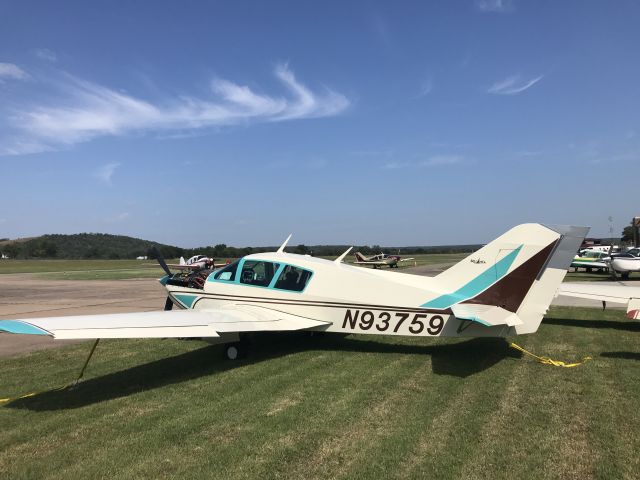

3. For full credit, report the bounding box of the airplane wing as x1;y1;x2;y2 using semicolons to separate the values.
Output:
166;263;206;270
353;260;387;266
0;306;330;339
557;282;640;320
167;262;227;270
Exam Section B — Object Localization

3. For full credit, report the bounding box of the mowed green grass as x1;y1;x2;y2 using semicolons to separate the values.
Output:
0;259;168;280
1;306;639;479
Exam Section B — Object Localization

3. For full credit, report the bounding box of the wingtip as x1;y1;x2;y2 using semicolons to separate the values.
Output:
0;320;51;336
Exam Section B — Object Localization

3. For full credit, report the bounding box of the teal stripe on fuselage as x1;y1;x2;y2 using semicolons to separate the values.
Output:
422;245;523;309
0;320;50;336
174;294;197;308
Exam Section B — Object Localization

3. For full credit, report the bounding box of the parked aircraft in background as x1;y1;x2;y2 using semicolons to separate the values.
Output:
168;255;228;271
608;248;640;279
1;224;587;361
571;250;609;273
353;252;415;268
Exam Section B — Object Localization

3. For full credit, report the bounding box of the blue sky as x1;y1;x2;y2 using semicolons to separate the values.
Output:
1;0;639;247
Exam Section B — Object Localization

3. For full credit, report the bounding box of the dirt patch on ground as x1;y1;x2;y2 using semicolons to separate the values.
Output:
0;274;165;358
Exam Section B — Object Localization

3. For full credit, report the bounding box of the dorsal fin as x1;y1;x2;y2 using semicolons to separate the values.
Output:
334;247;353;264
277;234;292;253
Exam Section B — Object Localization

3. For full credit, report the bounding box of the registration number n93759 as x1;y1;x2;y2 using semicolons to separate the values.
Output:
341;309;445;336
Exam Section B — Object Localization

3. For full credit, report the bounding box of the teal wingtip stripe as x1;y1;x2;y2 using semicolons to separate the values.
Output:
0;320;50;336
422;245;523;309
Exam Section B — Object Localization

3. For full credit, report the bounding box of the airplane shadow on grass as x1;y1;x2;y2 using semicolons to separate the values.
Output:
600;351;640;361
544;317;640;332
7;334;515;412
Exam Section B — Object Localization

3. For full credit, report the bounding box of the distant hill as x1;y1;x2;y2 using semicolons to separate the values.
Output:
0;233;183;260
0;234;482;260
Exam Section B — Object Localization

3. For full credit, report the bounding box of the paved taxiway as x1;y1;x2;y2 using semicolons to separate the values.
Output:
0;275;165;358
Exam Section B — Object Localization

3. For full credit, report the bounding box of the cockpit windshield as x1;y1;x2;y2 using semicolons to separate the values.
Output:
210;258;313;292
213;260;240;281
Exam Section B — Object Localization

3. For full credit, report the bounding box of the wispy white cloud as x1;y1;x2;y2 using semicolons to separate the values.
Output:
34;49;57;62
264;157;328;170
475;0;514;13
487;74;543;95
0;63;29;81
513;150;542;157
94;162;121;185
419;155;464;167
105;212;130;223
382;155;465;169
417;77;434;98
1;64;350;155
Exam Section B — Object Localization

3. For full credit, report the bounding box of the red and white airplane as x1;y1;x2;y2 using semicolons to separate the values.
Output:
353;252;414;268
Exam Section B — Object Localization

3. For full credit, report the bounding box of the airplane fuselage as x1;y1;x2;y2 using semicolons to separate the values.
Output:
166;252;510;339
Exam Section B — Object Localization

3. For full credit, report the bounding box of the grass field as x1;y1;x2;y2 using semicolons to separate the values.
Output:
1;306;639;479
0;259;168;280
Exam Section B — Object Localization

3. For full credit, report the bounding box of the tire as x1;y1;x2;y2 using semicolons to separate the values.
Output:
224;343;242;360
621;272;630;280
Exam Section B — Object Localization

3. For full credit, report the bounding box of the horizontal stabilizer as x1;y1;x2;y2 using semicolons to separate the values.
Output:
451;304;523;327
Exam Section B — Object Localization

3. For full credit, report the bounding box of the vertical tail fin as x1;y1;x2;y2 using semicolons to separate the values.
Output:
354;252;368;262
428;224;588;334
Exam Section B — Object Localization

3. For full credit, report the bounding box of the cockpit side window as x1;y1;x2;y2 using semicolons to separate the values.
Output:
240;260;280;287
213;260;240;282
273;265;312;292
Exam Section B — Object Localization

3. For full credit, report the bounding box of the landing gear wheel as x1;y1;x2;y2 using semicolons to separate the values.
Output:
224;343;243;360
621;272;630;280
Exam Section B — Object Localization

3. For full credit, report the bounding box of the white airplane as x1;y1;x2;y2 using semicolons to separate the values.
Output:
608;248;640;279
167;255;228;271
353;252;414;268
0;224;586;360
557;282;640;320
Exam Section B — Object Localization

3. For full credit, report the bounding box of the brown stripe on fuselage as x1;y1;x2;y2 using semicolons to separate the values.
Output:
462;240;558;313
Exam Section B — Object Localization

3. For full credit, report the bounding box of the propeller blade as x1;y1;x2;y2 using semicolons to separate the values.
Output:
152;247;172;276
164;296;174;311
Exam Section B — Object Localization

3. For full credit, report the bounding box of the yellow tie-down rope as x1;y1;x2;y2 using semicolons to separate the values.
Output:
510;342;592;368
0;339;100;405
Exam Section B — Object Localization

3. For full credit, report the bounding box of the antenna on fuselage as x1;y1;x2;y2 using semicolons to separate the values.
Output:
334;247;353;264
277;234;292;253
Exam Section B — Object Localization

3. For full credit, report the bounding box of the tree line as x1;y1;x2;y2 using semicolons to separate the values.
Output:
0;233;482;260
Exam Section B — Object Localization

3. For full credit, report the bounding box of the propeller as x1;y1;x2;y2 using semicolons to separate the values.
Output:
152;246;172;276
152;246;174;311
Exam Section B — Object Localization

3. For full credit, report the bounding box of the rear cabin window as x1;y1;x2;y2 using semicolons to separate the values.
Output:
213;260;240;282
240;260;280;287
273;265;312;292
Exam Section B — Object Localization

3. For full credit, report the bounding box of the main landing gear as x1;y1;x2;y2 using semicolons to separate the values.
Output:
223;337;249;360
224;343;241;360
